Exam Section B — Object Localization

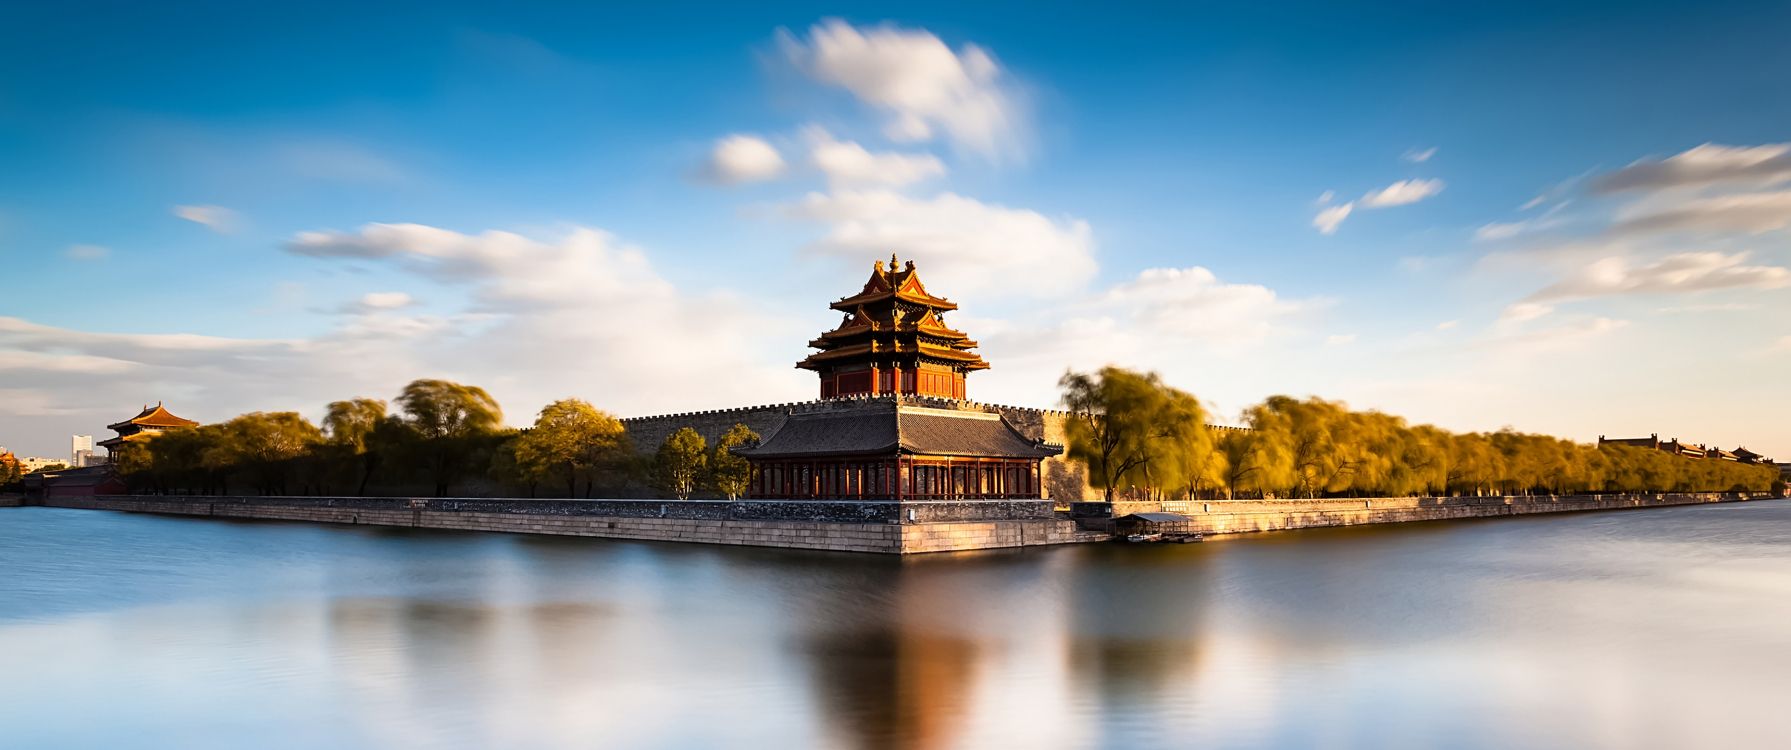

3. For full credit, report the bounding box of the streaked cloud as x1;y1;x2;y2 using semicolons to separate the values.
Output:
1517;252;1790;316
1402;146;1438;163
275;141;406;183
1611;190;1791;236
65;244;108;261
1593;143;1791;193
173;204;237;232
1360;178;1446;208
1312;178;1443;234
1313;203;1353;234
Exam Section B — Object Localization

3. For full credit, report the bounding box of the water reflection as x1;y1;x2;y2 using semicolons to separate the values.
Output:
3;503;1791;749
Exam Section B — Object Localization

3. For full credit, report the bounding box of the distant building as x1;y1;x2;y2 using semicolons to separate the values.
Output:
98;402;199;460
1598;433;1773;465
1732;446;1776;465
18;456;65;473
71;434;95;467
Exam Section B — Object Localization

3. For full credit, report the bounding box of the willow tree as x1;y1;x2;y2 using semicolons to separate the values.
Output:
216;411;324;495
654;428;707;500
1247;396;1363;498
1152;386;1223;499
395;379;504;497
709;423;760;500
514;398;629;498
324;398;390;495
1060;367;1212;502
1217;428;1293;499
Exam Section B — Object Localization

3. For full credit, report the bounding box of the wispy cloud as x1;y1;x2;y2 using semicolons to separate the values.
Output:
1360;178;1446;208
1313;203;1353;235
65;244;108;261
173;204;237;232
1402;146;1438;163
1593;143;1791;193
1313;178;1444;234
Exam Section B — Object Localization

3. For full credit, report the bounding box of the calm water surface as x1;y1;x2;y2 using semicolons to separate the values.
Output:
3;502;1790;749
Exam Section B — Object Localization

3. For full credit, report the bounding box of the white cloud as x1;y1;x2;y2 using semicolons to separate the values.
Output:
1403;146;1438;163
1103;267;1304;341
1436;320;1460;330
1;224;811;448
778;19;1024;159
173;204;236;232
785;189;1095;299
1594;143;1791;193
966;265;1317;404
1360;178;1446;208
65;244;108;261
1313;202;1354;234
1315;190;1336;205
804;127;945;187
1325;333;1357;346
699;134;786;185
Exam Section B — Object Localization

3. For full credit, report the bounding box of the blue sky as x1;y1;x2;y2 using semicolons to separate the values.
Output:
3;1;1790;459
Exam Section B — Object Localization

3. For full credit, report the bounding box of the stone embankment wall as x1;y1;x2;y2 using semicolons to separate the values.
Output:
36;495;1084;555
1072;492;1771;535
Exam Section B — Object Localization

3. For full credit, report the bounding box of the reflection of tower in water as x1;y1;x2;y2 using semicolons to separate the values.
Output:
798;560;992;750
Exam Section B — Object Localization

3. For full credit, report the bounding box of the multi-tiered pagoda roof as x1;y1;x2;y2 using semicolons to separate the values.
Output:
799;256;989;400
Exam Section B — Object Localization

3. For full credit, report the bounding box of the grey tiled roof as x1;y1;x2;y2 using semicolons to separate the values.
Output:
737;403;1062;459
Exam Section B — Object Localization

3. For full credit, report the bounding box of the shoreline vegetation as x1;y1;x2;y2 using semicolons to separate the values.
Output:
15;369;1780;501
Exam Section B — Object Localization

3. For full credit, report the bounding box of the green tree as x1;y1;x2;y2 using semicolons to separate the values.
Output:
708;423;761;500
514;399;629;498
653;427;707;500
395;379;504;496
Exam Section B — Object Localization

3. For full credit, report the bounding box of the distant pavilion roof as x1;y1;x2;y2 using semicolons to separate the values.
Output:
106;403;199;431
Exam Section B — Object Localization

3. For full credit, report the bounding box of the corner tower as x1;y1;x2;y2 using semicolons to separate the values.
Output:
799;256;990;400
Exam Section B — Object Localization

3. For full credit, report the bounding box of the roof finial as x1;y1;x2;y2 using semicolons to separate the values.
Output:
889;252;898;270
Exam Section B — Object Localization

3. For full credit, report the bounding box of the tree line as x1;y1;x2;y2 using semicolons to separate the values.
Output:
1061;367;1782;501
116;378;759;499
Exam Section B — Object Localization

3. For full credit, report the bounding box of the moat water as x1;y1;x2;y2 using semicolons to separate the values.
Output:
3;501;1789;749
